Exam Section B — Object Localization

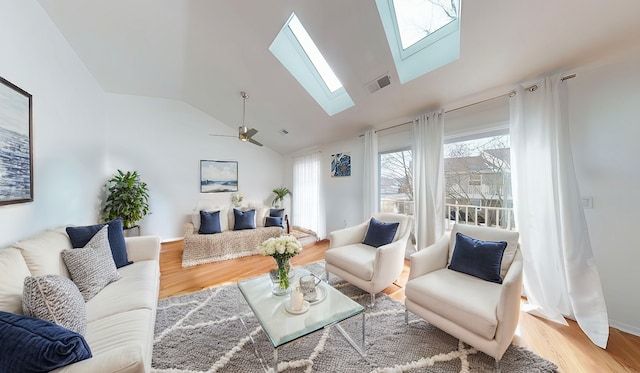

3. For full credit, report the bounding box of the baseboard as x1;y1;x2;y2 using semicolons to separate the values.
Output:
610;319;640;337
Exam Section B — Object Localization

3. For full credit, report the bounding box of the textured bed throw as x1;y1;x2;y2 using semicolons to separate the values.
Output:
182;223;282;267
152;262;558;372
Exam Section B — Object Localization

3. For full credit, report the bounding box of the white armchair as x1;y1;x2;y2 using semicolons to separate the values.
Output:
325;213;413;306
405;224;523;367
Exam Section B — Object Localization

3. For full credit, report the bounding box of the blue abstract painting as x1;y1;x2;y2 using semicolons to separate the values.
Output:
0;77;32;205
330;153;351;177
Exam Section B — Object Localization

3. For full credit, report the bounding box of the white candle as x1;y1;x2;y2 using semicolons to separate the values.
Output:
291;286;304;311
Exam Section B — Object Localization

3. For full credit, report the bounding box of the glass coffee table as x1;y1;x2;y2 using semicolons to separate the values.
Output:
237;267;365;371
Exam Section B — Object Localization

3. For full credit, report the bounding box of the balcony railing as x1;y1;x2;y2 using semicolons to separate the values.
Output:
445;202;515;230
380;199;516;231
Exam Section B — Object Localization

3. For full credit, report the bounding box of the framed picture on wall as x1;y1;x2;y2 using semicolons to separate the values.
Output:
330;152;351;177
0;77;33;205
200;160;238;193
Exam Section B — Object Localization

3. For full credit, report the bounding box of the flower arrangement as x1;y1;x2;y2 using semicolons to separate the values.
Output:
257;235;302;290
231;192;244;206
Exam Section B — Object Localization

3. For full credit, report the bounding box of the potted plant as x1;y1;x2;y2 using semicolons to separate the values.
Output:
103;170;150;232
272;186;291;208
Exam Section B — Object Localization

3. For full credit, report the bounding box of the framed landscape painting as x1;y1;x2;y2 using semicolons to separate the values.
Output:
200;160;238;193
0;77;33;205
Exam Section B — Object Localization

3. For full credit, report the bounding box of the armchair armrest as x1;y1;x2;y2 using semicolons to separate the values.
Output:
495;248;524;343
125;235;161;262
408;232;450;280
328;222;368;248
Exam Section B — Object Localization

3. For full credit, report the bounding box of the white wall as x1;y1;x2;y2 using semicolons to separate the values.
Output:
0;1;106;247
568;45;640;335
105;94;285;240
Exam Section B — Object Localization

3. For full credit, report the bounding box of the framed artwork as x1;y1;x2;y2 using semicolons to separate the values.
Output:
200;160;238;193
330;152;351;177
0;77;33;205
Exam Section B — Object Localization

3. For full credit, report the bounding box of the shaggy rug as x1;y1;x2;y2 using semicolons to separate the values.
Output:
152;262;558;372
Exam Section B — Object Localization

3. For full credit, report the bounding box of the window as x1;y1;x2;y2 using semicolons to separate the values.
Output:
379;149;414;216
376;0;461;83
270;13;354;115
292;152;325;238
444;134;513;228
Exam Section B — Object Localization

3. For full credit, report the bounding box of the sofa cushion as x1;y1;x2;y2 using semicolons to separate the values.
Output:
192;202;229;231
248;204;270;227
14;229;71;278
449;232;507;284
198;210;222;234
0;311;92;373
80;309;154;373
62;226;121;302
325;243;376;281
0;248;31;314
362;217;399;248
233;209;256;230
66;218;132;268
23;275;87;335
405;268;502;340
265;216;283;228
86;260;159;323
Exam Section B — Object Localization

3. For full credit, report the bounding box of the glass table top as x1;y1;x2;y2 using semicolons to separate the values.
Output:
237;267;364;348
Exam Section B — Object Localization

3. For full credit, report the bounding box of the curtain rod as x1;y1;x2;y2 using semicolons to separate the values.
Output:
367;73;576;136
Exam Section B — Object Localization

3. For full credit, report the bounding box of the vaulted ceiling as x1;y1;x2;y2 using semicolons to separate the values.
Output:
38;0;640;155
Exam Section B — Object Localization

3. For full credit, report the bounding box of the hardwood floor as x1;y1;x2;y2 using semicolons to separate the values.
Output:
159;239;640;373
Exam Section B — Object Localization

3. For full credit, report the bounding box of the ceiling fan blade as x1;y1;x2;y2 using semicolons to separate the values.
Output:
209;134;236;138
245;128;258;137
248;137;263;146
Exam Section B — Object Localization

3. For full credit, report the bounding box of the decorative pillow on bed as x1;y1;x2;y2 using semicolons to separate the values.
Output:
362;217;399;248
448;232;507;284
198;210;222;234
62;225;122;302
269;208;285;218
66;218;131;268
22;275;87;335
233;209;256;230
265;216;284;228
0;311;92;373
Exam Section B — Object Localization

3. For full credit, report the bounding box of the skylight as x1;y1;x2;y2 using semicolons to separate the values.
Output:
376;0;461;84
288;14;343;93
269;13;354;116
392;0;458;50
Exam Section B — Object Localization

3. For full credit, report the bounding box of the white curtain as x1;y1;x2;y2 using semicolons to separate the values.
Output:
412;109;445;251
362;129;379;219
292;152;326;239
510;73;609;348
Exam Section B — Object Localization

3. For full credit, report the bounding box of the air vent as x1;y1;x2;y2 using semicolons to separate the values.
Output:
280;129;289;136
365;73;392;94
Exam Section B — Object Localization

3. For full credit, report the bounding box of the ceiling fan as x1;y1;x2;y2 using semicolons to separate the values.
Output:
210;91;263;146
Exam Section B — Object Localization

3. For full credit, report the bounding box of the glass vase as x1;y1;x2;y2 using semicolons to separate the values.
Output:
270;257;292;296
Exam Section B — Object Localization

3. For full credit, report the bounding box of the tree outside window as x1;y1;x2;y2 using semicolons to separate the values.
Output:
379;149;413;216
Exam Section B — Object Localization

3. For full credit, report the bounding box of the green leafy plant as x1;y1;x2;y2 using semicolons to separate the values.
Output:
103;170;150;229
272;186;291;207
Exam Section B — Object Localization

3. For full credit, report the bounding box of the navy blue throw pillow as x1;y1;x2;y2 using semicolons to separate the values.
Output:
269;208;285;218
233;209;256;230
66;218;132;268
362;217;399;248
199;210;222;234
0;311;92;373
448;232;507;284
265;216;284;228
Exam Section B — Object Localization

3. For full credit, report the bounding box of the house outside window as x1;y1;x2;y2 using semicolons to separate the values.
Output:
444;134;513;228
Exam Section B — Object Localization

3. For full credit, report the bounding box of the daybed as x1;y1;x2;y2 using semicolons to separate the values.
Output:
0;222;160;373
182;202;284;267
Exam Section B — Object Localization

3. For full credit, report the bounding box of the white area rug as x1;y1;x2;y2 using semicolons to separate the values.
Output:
152;262;558;372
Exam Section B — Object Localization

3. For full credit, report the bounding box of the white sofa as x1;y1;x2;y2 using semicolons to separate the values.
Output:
182;201;284;267
0;226;161;373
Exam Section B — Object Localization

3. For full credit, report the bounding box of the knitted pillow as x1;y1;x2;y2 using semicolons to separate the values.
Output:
23;274;87;335
62;225;121;302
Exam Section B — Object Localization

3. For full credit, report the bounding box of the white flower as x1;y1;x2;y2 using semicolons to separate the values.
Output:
231;193;244;204
257;235;302;259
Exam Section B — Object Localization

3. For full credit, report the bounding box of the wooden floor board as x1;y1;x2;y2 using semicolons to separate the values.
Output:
159;239;640;373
